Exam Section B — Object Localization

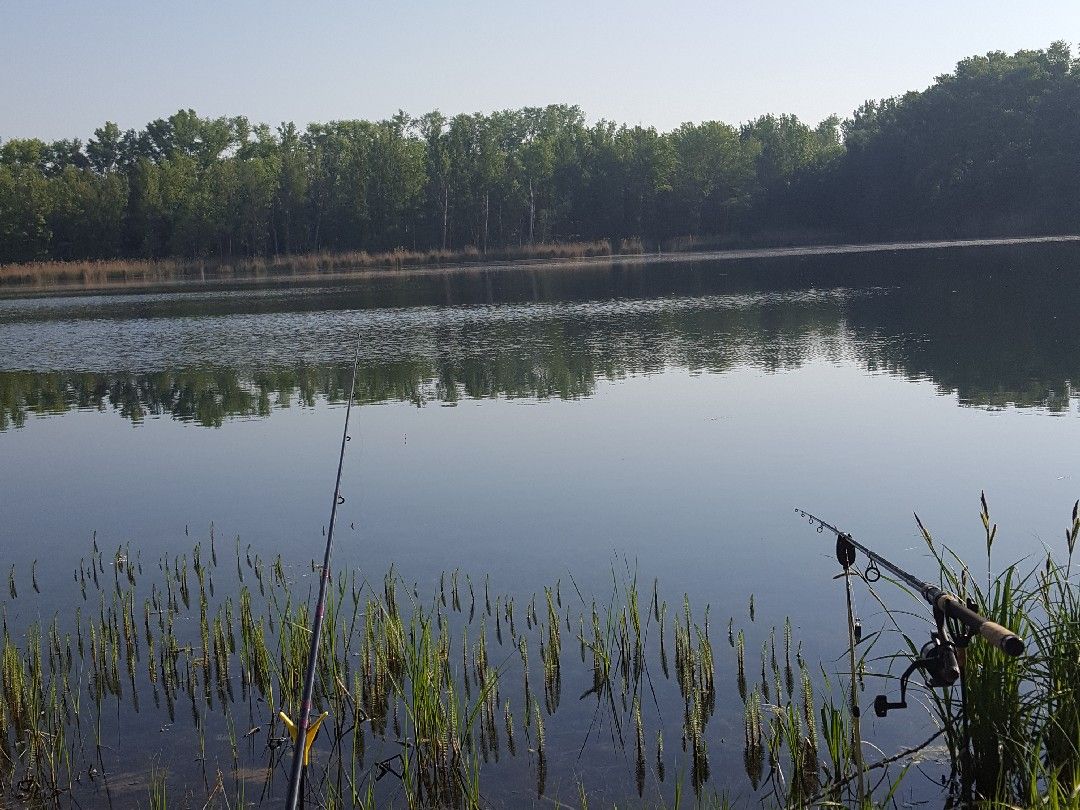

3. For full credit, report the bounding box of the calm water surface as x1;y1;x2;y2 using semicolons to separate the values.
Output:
1;242;1079;805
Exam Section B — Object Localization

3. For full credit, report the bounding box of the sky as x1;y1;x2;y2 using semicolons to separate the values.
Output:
2;1;1079;141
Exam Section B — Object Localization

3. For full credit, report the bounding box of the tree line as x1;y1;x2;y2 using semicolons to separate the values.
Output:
2;43;1079;265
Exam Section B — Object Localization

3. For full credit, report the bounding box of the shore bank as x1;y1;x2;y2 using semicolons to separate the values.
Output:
2;234;1079;299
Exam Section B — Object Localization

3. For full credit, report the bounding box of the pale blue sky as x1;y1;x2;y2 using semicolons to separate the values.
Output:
2;1;1078;141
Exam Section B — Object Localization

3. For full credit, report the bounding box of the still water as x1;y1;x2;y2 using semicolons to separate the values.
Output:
1;242;1078;805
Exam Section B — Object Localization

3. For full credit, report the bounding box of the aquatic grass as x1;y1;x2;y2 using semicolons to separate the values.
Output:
148;765;168;809
859;494;1080;805
3;517;1076;808
670;594;718;793
732;609;847;807
387;606;489;808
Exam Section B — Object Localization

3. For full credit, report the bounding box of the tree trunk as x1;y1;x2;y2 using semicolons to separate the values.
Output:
528;179;535;244
483;192;490;253
441;186;448;251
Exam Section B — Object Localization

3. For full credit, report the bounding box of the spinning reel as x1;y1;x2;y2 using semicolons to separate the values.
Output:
797;507;1025;721
873;597;979;717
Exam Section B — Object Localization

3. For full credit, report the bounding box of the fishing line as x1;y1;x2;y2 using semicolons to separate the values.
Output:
285;333;362;810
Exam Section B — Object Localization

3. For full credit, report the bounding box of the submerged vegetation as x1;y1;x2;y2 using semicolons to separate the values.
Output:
0;496;1077;807
3;44;1080;272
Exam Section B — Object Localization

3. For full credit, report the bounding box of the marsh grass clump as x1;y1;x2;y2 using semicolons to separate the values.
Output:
757;493;1080;808
541;587;561;714
2;504;1075;807
391;610;482;807
672;595;715;792
903;494;1080;805
742;686;764;790
729;602;864;808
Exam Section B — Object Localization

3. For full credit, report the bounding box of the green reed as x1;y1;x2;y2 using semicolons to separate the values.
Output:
896;494;1080;805
4;510;1076;808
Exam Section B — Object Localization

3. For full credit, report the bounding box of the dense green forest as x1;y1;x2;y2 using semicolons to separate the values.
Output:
2;43;1079;265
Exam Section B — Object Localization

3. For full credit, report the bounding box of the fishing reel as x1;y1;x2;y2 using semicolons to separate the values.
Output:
873;600;977;717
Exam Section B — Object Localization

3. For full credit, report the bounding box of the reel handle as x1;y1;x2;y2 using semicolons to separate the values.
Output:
874;694;905;717
979;620;1026;657
936;594;1025;657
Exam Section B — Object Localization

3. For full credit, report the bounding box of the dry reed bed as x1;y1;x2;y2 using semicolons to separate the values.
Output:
0;240;642;290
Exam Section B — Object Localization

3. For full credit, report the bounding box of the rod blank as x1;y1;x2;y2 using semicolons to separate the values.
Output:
796;508;1025;657
285;336;362;810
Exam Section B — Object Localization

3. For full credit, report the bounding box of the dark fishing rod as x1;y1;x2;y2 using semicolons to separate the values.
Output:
284;336;361;810
795;508;1025;717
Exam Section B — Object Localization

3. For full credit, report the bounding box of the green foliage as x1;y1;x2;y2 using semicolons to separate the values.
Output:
911;495;1080;804
841;42;1080;237
5;43;1079;265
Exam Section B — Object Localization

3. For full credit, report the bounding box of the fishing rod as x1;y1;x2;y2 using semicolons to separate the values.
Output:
284;336;362;810
795;508;1025;718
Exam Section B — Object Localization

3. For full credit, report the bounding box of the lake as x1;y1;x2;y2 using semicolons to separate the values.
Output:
1;241;1078;806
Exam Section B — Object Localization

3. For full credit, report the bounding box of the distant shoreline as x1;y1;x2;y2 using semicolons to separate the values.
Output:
2;233;1079;300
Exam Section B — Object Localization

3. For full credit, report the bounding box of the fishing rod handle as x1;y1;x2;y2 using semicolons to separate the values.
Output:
935;593;1025;657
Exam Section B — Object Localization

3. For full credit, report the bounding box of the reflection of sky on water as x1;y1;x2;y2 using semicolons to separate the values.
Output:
5;358;1077;630
2;245;1079;804
4;358;1077;801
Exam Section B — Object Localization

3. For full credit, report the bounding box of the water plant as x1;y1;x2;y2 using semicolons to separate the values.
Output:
905;494;1080;804
1;501;1077;807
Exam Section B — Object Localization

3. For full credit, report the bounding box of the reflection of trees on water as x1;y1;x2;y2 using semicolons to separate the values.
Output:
842;249;1080;411
0;366;423;430
0;301;847;430
2;243;1078;430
